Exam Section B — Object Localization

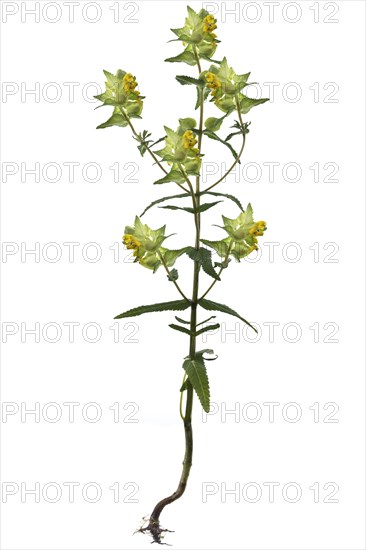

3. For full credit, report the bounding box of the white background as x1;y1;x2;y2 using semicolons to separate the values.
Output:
1;1;365;549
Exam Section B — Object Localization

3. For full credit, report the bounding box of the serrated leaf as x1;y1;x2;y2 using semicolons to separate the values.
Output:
183;356;210;413
176;75;205;87
169;324;193;336
114;299;190;319
204;130;238;160
201;191;244;212
199;299;257;333
195;323;220;336
186;247;221;281
140;192;190;217
159;200;222;214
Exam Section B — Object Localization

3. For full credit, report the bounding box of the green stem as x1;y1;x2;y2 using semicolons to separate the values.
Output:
198;239;234;301
179;373;188;421
202;96;247;193
145;52;204;540
157;250;189;302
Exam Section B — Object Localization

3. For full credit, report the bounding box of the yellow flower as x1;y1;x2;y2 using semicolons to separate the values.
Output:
122;73;138;93
203;14;217;33
123;234;141;256
249;221;267;237
205;72;221;95
183;130;198;149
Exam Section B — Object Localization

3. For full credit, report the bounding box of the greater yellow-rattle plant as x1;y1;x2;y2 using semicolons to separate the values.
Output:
95;6;268;544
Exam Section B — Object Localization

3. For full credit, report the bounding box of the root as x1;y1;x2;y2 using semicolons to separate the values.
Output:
136;516;174;545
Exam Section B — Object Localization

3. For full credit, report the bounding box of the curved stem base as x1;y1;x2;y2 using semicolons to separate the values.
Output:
138;385;193;544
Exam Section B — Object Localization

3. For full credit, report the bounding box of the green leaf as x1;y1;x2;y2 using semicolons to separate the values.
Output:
195;86;210;110
183;356;210;412
180;378;189;392
196;316;217;327
186;247;221;281
204;130;238;160
199;299;257;333
195;323;220;337
140;192;190;217
176;75;205;87
168;34;197;45
178;117;197;131
169;324;193;336
165;50;196;66
96;108;128;129
175;316;190;325
225;120;251;142
204;115;226;132
161;247;190;267
159;200;222;214
225;130;242;142
114;299;190;319
200;54;222;64
200;238;231;258
201;191;244;212
239;95;269;114
154;169;186;185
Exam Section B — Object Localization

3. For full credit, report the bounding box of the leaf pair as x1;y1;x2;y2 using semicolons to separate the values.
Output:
114;297;257;333
139;190;244;217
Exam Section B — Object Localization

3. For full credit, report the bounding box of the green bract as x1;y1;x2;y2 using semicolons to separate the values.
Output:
154;123;202;180
202;57;269;114
201;204;267;261
95;70;144;129
166;6;219;65
123;216;188;272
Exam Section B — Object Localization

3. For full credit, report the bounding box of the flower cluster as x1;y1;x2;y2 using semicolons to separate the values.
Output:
202;58;269;115
182;130;197;149
202;14;217;35
122;73;139;94
205;72;221;96
95;69;143;130
154;119;201;181
167;7;219;65
123;217;188;272
201;204;267;262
